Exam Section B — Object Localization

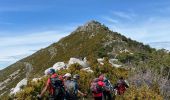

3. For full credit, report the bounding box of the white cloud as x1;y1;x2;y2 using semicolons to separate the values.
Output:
0;31;67;47
111;11;136;21
102;16;119;24
102;13;170;51
103;13;170;44
0;25;76;69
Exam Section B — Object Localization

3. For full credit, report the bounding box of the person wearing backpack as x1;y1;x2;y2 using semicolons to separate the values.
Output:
64;73;75;100
103;76;113;100
37;69;65;100
72;74;87;98
91;78;105;100
114;77;129;95
64;74;86;100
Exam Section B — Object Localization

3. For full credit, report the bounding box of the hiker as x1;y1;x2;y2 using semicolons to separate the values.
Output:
114;77;129;95
63;73;74;100
72;74;87;97
37;68;65;100
91;77;105;100
103;76;113;100
64;73;86;100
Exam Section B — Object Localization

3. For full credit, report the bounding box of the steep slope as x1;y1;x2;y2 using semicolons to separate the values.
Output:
22;20;152;78
0;21;169;99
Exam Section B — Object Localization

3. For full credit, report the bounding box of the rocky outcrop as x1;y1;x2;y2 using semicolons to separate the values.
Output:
53;62;66;70
10;78;27;95
75;20;108;32
68;57;89;68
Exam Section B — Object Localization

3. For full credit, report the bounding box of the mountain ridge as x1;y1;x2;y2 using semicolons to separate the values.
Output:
0;20;169;99
0;20;152;94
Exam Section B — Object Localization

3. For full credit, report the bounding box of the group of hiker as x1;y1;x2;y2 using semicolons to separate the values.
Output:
90;75;129;100
37;68;129;100
37;69;86;100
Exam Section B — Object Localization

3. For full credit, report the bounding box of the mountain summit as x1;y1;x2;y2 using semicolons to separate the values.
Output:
0;21;169;99
75;20;106;32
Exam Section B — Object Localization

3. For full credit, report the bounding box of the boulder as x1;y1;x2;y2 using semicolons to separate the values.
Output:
68;58;89;68
81;67;93;73
10;78;27;95
53;62;66;71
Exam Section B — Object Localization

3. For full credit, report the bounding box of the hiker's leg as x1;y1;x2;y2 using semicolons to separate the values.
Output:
94;97;102;100
73;96;78;100
55;95;64;100
103;91;107;100
107;93;112;100
49;95;55;100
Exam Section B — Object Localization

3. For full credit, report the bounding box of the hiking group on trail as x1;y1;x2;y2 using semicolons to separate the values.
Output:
37;68;129;100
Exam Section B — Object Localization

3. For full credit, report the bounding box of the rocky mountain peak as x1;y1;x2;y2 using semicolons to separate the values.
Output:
75;20;107;32
84;20;102;27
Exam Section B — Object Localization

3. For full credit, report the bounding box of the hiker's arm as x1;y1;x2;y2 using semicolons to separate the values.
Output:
39;78;50;97
40;84;48;97
78;90;86;96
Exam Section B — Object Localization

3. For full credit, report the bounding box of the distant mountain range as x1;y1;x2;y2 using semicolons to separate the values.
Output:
148;41;170;51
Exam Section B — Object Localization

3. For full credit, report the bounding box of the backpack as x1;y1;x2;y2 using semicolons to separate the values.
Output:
50;77;65;96
65;80;78;96
117;80;126;95
104;79;113;92
91;81;103;93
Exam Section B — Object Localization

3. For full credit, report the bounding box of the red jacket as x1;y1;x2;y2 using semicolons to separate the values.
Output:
46;73;58;95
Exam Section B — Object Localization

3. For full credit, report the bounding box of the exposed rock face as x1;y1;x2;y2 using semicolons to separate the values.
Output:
81;67;93;73
97;58;122;68
48;47;57;59
44;62;66;75
97;58;104;65
44;57;90;75
75;20;107;32
10;78;27;95
68;58;89;68
53;62;66;71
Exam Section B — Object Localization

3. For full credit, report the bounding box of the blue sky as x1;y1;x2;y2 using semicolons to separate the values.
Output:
0;0;170;69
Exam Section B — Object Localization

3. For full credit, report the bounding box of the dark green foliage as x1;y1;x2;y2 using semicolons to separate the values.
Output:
97;47;107;58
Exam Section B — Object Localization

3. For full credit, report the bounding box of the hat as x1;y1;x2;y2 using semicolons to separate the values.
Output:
64;73;71;77
48;68;55;75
